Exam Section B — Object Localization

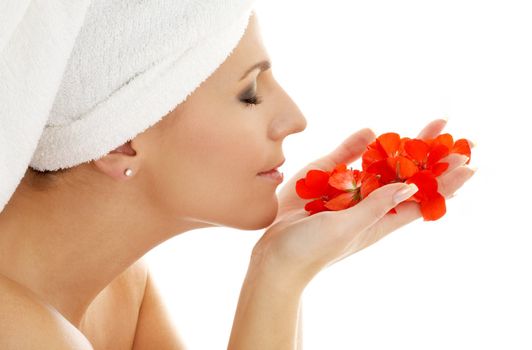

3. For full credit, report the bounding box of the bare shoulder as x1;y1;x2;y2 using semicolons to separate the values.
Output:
123;256;150;289
131;260;188;350
111;256;150;305
0;274;94;350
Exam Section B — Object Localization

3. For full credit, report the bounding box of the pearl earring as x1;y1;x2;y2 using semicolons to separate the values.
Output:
124;168;133;176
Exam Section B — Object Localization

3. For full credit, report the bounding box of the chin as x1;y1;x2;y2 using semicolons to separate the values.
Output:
236;200;279;231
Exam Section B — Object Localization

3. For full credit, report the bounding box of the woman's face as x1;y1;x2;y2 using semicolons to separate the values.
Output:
136;12;307;230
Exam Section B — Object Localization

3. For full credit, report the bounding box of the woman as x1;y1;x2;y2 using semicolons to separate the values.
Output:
0;2;475;349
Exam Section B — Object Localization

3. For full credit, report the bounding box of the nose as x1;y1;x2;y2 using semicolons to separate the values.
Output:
268;89;308;140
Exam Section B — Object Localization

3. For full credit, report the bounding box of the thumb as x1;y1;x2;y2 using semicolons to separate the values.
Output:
337;182;419;233
312;128;376;171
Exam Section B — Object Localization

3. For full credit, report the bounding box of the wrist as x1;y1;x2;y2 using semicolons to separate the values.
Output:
247;250;310;296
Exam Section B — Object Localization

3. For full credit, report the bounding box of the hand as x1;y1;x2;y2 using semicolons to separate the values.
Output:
252;118;476;287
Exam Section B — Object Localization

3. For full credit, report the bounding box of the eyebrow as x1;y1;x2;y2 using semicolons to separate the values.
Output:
239;59;272;81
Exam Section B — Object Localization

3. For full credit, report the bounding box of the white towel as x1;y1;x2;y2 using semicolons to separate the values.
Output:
1;0;256;214
0;0;92;213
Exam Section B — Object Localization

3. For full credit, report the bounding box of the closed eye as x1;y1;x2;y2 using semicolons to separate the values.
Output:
239;81;263;107
240;93;263;107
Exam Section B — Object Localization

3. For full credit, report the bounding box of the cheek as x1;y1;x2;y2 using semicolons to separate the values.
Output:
177;116;263;181
154;124;279;227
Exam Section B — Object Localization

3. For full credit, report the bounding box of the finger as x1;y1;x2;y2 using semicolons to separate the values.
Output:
416;118;448;140
437;164;477;198
375;164;477;236
312;128;377;171
278;128;376;206
439;153;470;176
328;164;476;266
415;119;476;151
330;182;419;235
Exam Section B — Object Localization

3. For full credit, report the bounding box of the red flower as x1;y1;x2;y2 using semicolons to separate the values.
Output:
426;133;472;165
405;170;446;221
362;133;419;183
325;163;381;211
295;131;473;222
295;168;346;215
404;138;449;176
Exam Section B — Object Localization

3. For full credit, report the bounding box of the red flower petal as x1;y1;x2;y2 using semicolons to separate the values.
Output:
395;155;419;179
362;148;385;170
329;167;355;191
326;185;349;199
404;139;430;164
377;132;401;157
420;192;446;221
427;144;450;167
305;198;328;213
325;192;356;211
367;159;396;183
433;133;454;150
399;137;411;154
296;178;320;199
452;139;472;164
332;163;348;173
360;173;381;198
306;169;330;191
406;170;438;202
431;162;449;177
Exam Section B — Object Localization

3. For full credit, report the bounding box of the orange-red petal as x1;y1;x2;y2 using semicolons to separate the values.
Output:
433;133;454;150
367;159;396;183
305;199;327;213
360;173;381;198
296;178;317;199
305;169;330;190
431;162;449;177
427;144;450;167
329;168;355;191
326;184;349;199
332;163;348;173
406;170;438;202
395;155;419;179
324;192;355;211
452;139;472;164
420;192;446;221
377;132;401;157
404;139;430;164
295;170;330;199
362;148;385;170
398;137;411;154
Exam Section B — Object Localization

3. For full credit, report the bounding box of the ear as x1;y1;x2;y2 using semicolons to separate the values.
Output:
93;140;139;180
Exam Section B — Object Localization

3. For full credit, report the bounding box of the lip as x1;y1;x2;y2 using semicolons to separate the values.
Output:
258;158;285;174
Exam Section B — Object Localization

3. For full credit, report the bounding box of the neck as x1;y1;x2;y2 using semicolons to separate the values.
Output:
0;176;209;327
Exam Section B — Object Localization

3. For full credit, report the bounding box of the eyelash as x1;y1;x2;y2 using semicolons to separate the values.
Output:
240;93;263;107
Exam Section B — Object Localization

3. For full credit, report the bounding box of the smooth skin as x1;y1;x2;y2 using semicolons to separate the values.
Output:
0;8;475;349
0;10;306;349
228;119;476;349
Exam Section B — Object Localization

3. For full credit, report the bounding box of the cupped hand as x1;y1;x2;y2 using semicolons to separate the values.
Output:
251;118;476;287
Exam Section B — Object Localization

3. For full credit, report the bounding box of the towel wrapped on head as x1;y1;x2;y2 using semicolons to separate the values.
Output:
0;0;257;214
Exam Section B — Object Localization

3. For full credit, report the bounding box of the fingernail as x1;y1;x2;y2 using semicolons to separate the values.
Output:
393;184;418;204
467;165;478;174
441;116;449;123
470;140;477;148
458;154;470;165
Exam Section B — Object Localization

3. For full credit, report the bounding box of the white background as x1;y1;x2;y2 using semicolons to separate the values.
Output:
144;1;532;349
